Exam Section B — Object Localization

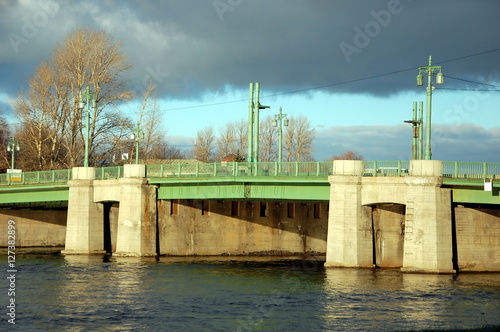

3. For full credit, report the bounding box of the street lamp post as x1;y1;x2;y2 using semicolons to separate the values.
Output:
247;83;269;176
78;86;96;167
6;137;20;170
130;125;144;164
272;107;288;164
416;55;444;160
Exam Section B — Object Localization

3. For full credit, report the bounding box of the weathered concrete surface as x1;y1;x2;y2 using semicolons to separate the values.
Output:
158;199;328;256
0;209;67;247
114;177;157;257
63;165;157;256
326;160;455;273
455;205;500;272
372;204;405;268
62;178;104;255
401;176;454;274
325;173;373;268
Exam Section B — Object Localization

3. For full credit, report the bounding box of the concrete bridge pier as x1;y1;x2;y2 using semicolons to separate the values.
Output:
325;161;372;268
62;167;104;255
402;160;454;273
63;165;157;256
325;160;455;273
114;165;157;257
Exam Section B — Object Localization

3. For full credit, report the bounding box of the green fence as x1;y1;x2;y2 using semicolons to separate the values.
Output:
362;161;410;177
146;162;334;178
1;161;500;186
442;161;500;179
0;169;71;185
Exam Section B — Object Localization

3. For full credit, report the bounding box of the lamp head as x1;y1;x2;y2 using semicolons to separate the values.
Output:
436;72;444;84
416;74;424;86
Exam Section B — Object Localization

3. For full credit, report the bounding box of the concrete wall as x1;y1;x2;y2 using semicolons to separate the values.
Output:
372;204;405;268
455;204;500;272
0;209;67;247
158;199;328;256
326;160;455;273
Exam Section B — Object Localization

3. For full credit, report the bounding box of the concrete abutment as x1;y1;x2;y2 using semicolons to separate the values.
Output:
63;165;157;256
53;161;498;272
325;160;455;273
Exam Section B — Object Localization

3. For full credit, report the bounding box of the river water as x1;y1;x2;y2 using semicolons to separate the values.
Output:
2;251;499;331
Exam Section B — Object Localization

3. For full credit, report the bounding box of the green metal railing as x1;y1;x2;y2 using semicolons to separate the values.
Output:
95;166;124;180
442;161;500;180
146;162;334;178
362;161;410;177
0;169;71;185
1;161;500;187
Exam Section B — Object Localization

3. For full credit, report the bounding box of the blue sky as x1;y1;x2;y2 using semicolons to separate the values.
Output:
1;0;499;162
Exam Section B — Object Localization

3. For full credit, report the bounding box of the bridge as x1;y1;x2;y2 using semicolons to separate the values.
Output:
1;160;499;205
0;160;499;273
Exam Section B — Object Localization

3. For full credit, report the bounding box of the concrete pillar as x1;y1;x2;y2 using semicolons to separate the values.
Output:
114;164;157;256
402;160;455;273
325;160;373;268
63;167;105;255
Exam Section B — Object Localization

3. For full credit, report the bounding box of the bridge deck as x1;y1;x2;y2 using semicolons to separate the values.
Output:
0;161;499;205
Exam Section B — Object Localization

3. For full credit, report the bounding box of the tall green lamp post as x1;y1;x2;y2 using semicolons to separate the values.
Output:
78;86;96;167
130;125;144;164
6;137;20;169
416;55;444;160
272;107;288;164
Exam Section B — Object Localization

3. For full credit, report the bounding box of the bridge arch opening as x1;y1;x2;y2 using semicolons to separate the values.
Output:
368;203;406;268
101;201;119;254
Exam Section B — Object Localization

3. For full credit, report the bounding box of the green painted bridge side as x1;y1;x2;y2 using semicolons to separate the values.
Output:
443;178;500;205
1;162;500;206
154;176;330;200
0;185;69;205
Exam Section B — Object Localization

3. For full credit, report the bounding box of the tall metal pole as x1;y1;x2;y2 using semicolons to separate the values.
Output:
79;86;96;167
247;83;254;162
274;107;288;163
7;137;19;170
84;87;91;167
253;82;260;163
425;56;433;160
418;101;424;160
278;108;283;164
412;102;417;160
404;102;418;160
417;55;443;160
135;125;140;164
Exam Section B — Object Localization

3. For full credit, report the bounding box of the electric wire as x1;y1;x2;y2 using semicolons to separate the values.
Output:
160;47;500;112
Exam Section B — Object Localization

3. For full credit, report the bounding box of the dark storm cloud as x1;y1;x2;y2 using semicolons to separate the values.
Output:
314;123;500;162
1;0;500;98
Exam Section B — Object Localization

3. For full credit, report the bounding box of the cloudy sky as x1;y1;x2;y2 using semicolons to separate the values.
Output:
1;0;500;162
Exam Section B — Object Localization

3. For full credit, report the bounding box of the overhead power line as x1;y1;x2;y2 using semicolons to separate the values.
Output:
159;47;500;112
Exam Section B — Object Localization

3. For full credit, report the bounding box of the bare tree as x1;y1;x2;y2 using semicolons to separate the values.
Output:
0;115;10;170
130;81;168;163
283;115;315;161
234;119;248;159
259;115;277;162
331;150;364;160
193;126;215;162
216;121;237;161
14;27;132;170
